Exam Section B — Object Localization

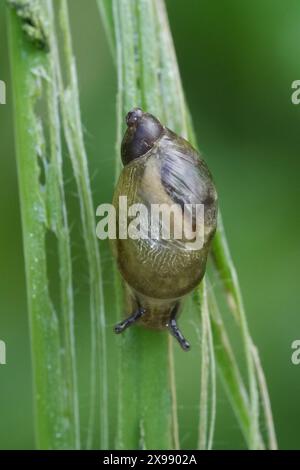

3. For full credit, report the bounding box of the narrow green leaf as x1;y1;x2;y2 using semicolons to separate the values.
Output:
7;0;80;449
99;0;276;450
56;0;109;449
196;280;216;450
102;0;175;450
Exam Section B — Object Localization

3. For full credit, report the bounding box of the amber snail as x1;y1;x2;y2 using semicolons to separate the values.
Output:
111;108;218;351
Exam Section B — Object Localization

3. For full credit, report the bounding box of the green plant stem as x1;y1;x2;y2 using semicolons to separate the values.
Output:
251;344;277;450
168;337;180;450
45;0;80;449
197;279;216;450
7;0;80;449
99;0;277;450
98;0;115;59
107;0;174;450
211;214;277;448
205;286;217;450
56;0;108;449
207;285;259;446
198;282;209;449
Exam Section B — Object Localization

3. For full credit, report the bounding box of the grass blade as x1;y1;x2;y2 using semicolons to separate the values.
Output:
102;0;176;449
7;0;80;449
251;344;278;450
196;280;216;450
8;0;109;450
211;214;277;448
56;0;108;449
99;0;276;450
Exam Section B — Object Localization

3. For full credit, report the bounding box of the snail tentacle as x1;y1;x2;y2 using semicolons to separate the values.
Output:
114;307;146;334
167;303;190;351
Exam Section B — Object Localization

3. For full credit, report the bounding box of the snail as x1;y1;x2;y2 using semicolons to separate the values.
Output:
111;108;218;351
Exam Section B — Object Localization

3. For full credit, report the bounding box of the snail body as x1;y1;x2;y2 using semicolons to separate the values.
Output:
111;108;218;350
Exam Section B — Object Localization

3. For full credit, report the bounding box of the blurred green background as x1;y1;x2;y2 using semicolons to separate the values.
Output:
0;0;300;449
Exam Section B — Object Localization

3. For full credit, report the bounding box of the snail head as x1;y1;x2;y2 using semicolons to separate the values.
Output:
121;108;163;165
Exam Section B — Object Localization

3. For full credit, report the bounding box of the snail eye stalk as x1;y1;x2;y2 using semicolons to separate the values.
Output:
114;302;190;352
167;303;190;351
114;307;146;334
